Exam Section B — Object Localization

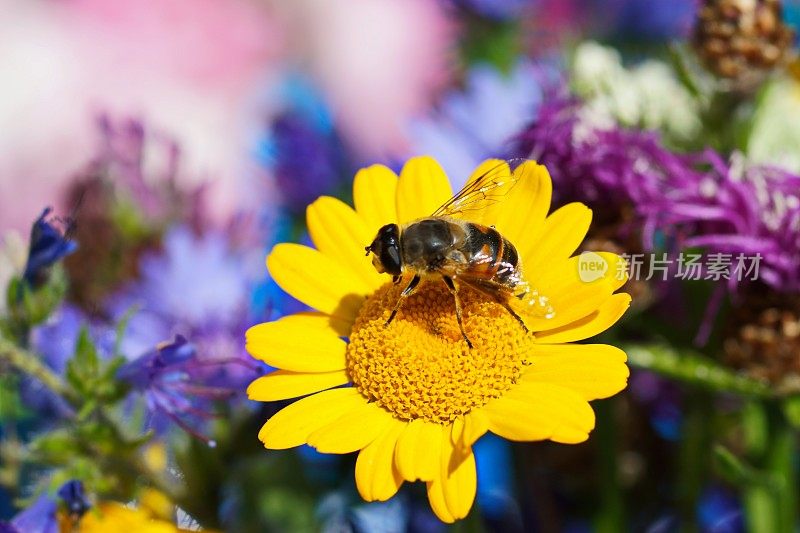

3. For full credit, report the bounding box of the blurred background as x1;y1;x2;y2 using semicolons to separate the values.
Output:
3;0;800;531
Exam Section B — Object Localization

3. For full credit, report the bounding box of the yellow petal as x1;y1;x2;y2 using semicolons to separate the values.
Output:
353;164;399;235
247;370;350;402
522;202;592;273
504;382;596;444
522;252;627;333
276;311;353;338
534;293;631;344
426;428;477;522
355;419;406;501
522;344;629;400
258;388;366;449
267;243;367;319
396;156;453;223
483;396;556;441
246;321;346;372
308;402;393;453
460;410;489;449
307;196;384;290
394;418;442;481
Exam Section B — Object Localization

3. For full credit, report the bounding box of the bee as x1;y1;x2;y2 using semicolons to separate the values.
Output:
364;160;531;348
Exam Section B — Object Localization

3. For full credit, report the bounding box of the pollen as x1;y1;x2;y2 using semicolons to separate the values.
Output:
346;280;538;423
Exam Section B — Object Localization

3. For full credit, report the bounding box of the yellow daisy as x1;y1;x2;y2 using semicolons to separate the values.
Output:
247;156;631;523
74;502;186;533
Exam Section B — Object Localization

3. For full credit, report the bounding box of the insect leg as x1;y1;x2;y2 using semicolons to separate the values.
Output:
386;274;421;326
461;278;529;333
442;276;473;349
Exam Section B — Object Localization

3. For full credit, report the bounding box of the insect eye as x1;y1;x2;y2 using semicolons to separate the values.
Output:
379;245;402;276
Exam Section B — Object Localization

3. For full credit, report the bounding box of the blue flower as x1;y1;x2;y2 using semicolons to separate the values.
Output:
117;335;247;444
22;208;77;288
1;481;88;533
56;481;90;521
697;485;744;533
107;225;262;395
408;62;543;187
121;226;249;332
259;76;349;215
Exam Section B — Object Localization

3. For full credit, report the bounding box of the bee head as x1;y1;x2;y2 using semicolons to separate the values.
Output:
365;223;402;276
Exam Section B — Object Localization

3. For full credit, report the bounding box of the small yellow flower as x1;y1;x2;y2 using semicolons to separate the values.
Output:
75;501;184;533
247;157;631;522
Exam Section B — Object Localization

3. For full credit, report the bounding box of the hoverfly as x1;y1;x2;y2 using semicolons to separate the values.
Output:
364;159;531;348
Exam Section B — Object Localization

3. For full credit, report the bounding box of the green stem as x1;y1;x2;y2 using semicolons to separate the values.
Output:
594;399;625;533
0;336;79;406
625;344;772;398
767;404;796;533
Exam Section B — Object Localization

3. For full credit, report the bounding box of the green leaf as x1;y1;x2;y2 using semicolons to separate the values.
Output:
29;429;82;463
0;374;28;420
66;327;100;395
5;277;22;314
781;395;800;429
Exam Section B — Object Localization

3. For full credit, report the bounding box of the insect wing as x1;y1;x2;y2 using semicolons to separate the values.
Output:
431;158;528;218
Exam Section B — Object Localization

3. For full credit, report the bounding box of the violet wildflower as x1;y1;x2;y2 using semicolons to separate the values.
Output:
108;225;261;389
3;491;58;533
117;335;241;444
22;208;76;289
262;78;348;215
664;156;800;383
56;481;90;522
513;92;707;273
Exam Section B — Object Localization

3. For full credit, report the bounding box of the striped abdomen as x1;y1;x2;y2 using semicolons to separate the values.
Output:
461;223;520;287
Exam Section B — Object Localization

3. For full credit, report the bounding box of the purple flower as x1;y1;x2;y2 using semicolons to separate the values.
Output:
107;225;262;391
117;335;248;444
664;158;800;292
409;62;545;187
93;115;191;220
56;481;90;521
118;226;250;333
22;208;77;288
269;113;346;214
260;76;348;215
514;94;708;247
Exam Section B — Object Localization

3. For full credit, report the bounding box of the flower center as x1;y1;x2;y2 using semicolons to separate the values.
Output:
346;280;537;423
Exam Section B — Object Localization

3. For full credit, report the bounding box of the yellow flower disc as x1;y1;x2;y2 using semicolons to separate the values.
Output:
346;280;536;423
